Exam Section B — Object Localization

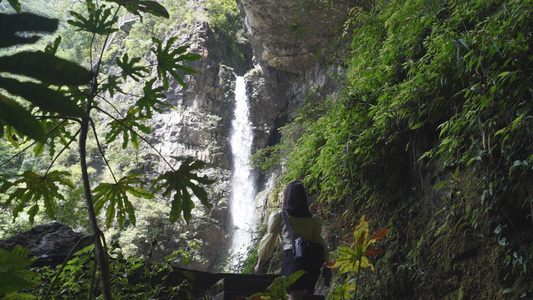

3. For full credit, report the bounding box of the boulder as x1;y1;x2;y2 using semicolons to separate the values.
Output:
0;222;91;266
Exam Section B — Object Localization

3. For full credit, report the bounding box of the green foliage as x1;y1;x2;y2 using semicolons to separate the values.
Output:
152;36;201;89
1;0;212;297
67;0;118;35
153;158;215;223
327;215;388;299
32;243;198;299
0;246;36;299
247;270;305;300
264;0;533;217
253;0;533;297
3;171;73;223
205;0;240;36
0;23;91;141
93;173;154;227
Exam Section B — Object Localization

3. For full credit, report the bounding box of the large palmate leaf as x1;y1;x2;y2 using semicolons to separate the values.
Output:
0;52;92;86
0;94;45;142
0;78;86;118
105;108;151;149
116;53;149;82
328;215;389;274
0;13;57;47
93;173;154;227
152;158;215;223
328;280;357;300
151;36;202;89
105;0;169;18
68;0;118;35
134;78;170;118
4;170;73;223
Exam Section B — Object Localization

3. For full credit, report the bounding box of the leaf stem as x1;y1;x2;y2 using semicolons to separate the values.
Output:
93;106;176;172
90;118;117;183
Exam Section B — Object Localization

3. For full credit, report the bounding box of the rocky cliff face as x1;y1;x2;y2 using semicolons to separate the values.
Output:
136;0;346;271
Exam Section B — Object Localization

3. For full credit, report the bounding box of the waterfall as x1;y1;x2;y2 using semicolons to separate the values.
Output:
229;76;256;266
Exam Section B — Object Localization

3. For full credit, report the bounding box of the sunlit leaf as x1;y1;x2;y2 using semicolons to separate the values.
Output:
93;173;154;227
4;170;73;222
152;158;214;223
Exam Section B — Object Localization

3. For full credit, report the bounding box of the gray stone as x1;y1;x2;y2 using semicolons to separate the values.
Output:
0;222;91;266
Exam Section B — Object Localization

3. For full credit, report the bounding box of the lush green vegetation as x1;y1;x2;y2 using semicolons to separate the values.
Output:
0;0;216;297
2;0;533;298
254;0;533;298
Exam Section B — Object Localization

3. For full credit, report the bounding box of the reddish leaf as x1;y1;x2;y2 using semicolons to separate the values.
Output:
364;248;385;257
371;228;389;241
325;261;336;267
357;230;367;246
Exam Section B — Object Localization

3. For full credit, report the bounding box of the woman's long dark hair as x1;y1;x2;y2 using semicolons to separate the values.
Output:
282;181;312;218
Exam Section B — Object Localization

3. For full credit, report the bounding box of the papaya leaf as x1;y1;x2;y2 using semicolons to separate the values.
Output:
93;173;154;227
102;75;124;97
0;78;86;118
67;0;118;35
0;13;58;47
151;36;202;89
105;0;169;18
134;78;170;118
116;53;148;82
0;94;46;142
105;109;151;149
5;170;73;222
0;52;92;86
152;158;214;223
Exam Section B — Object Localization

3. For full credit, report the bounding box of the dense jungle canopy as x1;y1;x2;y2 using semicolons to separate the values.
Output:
1;0;533;299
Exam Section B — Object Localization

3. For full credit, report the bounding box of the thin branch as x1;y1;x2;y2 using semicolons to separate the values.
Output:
93;106;176;172
0;141;37;169
45;127;81;176
35;115;82;125
0;119;76;169
89;118;118;183
94;93;127;118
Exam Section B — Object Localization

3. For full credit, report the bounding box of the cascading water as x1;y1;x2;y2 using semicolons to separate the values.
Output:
229;76;256;266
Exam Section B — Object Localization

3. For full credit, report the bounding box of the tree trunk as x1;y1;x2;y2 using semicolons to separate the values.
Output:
79;88;112;299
